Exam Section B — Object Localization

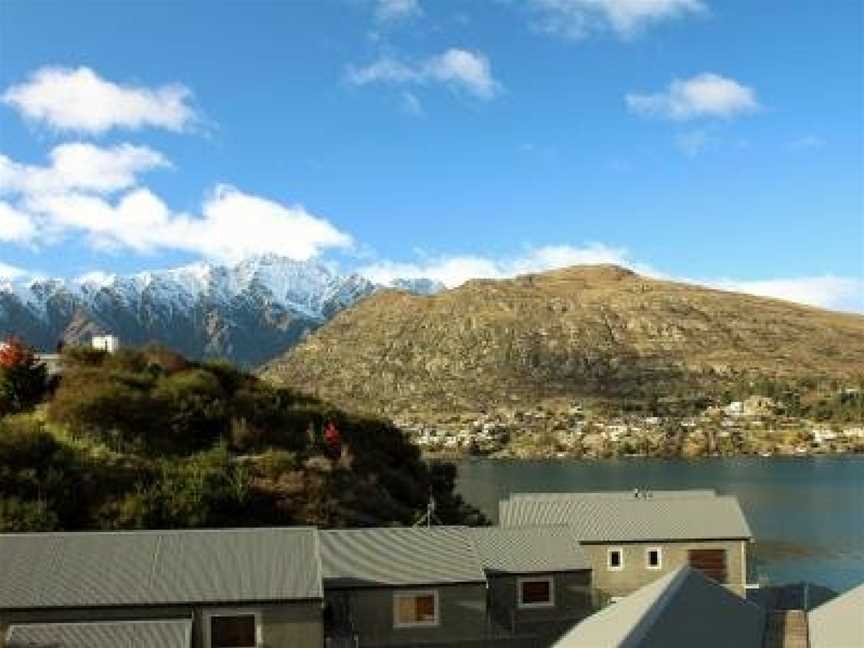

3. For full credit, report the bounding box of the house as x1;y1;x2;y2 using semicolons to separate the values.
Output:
500;490;753;598
842;426;864;439
724;401;744;416
319;526;489;647
0;527;324;648
91;334;121;353
807;582;864;648
469;525;594;643
812;426;838;444
552;565;766;648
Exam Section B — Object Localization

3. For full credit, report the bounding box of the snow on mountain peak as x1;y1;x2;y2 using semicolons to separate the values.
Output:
0;254;443;325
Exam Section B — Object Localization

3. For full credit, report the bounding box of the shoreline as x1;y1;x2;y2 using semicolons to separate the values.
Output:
425;449;864;462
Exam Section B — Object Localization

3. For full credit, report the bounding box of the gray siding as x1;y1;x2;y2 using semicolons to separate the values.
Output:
1;602;322;648
487;572;594;642
583;539;748;598
326;583;487;647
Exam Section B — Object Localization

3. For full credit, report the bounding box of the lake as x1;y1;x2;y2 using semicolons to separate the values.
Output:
455;456;864;593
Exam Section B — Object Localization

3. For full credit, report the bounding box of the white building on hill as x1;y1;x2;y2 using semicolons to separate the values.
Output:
91;334;121;353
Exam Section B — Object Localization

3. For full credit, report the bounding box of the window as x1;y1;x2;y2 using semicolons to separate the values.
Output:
646;547;662;570
518;576;554;608
204;611;261;648
394;591;439;628
607;547;624;571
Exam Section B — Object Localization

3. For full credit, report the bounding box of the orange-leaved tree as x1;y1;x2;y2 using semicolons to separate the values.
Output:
0;336;48;415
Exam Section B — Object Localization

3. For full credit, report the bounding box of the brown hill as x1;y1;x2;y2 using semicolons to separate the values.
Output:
260;265;864;418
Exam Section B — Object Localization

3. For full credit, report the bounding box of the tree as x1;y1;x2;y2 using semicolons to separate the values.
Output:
0;337;48;415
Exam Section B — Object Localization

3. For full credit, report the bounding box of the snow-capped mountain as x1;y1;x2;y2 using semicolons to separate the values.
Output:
0;255;444;366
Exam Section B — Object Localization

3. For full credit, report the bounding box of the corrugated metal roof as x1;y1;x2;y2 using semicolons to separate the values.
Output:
553;566;765;648
499;492;752;542
0;527;322;609
320;526;486;587
808;582;864;648
6;619;192;648
509;490;717;500
469;526;590;574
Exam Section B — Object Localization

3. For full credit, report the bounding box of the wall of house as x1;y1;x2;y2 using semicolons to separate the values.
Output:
582;539;748;598
486;571;594;642
326;583;488;647
190;602;323;648
1;601;323;648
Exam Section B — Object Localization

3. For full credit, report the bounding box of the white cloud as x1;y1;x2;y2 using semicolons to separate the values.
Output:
17;185;352;263
627;73;758;120
347;48;501;100
531;0;706;39
0;261;29;280
2;66;199;134
0;143;169;196
705;276;864;313
0;143;351;263
0;201;37;242
375;0;421;22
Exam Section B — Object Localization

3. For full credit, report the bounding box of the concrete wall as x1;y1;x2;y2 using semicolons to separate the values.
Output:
583;540;748;598
1;601;323;648
326;583;488;647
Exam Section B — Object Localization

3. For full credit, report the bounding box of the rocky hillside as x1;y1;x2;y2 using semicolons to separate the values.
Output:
0;255;442;367
261;265;864;417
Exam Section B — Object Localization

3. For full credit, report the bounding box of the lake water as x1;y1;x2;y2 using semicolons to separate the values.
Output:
455;456;864;593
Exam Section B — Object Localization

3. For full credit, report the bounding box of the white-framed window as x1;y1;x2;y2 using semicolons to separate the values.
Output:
203;609;262;648
393;590;439;628
517;576;555;608
607;547;624;571
645;547;662;570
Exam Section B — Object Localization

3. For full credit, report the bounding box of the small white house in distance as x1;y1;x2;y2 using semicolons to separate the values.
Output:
91;334;121;353
812;426;837;444
724;401;744;417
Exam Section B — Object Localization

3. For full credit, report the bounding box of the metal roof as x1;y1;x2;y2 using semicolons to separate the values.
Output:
499;492;752;542
509;490;718;500
0;527;322;609
808;582;864;648
469;526;591;574
320;526;486;588
553;566;765;648
6;619;192;648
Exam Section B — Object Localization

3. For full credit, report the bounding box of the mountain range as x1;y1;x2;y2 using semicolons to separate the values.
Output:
0;255;442;366
261;264;864;418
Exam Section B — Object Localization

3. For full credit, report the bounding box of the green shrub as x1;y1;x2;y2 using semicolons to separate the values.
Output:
0;497;59;532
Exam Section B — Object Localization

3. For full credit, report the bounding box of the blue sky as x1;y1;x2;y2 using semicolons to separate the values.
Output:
0;0;862;310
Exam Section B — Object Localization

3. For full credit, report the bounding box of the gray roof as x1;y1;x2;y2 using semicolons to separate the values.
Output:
0;527;322;609
509;490;718;500
553;566;765;648
500;492;752;542
6;619;192;648
320;526;485;588
470;526;591;574
808;582;864;648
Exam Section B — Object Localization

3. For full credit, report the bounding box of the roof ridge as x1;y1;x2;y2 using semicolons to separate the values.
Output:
619;567;690;646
